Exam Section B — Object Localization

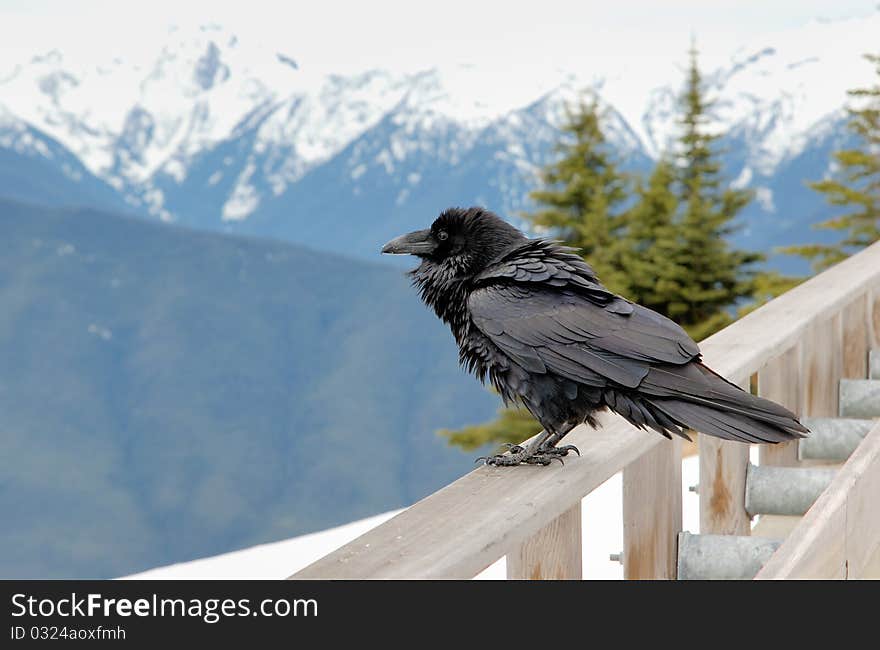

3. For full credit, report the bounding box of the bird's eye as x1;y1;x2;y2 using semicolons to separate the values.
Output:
437;230;449;241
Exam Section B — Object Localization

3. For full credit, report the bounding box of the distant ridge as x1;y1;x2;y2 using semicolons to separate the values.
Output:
0;198;496;578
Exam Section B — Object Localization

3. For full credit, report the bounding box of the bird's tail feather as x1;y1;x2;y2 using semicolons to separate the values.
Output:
607;362;809;444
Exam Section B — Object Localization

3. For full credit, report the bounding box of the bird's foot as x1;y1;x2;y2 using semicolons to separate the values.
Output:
536;444;580;458
475;445;565;467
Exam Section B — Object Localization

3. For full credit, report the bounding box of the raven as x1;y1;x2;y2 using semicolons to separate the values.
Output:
382;207;808;466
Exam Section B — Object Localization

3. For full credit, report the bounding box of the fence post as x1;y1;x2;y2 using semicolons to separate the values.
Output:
622;437;682;579
758;344;802;467
801;313;843;417
870;287;880;351
842;292;870;380
700;376;751;536
506;504;582;580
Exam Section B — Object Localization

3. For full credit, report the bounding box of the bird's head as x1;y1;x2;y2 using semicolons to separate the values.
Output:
381;207;525;278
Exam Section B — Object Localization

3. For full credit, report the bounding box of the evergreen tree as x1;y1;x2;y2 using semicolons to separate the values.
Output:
618;158;685;317
440;406;538;451
782;53;880;271
737;271;802;318
668;45;763;341
528;98;632;294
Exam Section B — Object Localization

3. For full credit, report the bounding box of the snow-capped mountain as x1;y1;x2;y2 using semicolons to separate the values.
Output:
0;14;877;271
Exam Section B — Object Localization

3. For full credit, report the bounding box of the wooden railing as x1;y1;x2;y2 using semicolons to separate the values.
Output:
756;420;880;579
291;241;880;580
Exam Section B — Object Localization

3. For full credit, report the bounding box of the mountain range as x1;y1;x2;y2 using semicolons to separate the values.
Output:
2;13;878;274
1;11;878;578
0;199;496;578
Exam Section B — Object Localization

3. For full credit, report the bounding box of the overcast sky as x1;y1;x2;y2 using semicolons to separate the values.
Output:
1;0;878;72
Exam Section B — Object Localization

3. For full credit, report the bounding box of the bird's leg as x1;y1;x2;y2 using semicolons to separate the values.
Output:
477;430;568;467
536;422;580;458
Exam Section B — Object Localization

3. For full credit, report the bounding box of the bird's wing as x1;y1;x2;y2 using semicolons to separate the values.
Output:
467;283;701;389
474;239;615;301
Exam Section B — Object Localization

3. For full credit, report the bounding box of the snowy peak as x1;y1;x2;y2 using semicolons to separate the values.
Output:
0;12;877;264
639;13;880;165
1;24;297;188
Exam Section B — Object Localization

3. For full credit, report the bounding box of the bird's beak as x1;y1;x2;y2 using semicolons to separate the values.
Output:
381;229;437;256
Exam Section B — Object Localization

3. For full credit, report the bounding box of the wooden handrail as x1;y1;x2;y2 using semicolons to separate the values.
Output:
291;413;662;579
755;420;880;579
291;240;880;580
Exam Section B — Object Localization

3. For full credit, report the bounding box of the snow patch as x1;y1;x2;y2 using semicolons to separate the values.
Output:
350;163;366;180
222;162;259;221
87;324;113;341
755;187;775;212
732;166;752;189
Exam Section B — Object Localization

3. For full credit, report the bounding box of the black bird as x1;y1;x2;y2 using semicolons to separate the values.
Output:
382;207;808;466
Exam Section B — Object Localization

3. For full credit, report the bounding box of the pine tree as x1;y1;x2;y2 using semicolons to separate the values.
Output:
737;270;802;318
440;406;538;451
618;158;685;317
782;53;880;272
528;98;632;294
668;45;763;341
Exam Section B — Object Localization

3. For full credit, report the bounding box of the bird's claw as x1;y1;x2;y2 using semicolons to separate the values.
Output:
537;444;580;457
527;454;565;466
477;452;565;467
482;454;525;466
475;441;577;467
476;443;528;464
